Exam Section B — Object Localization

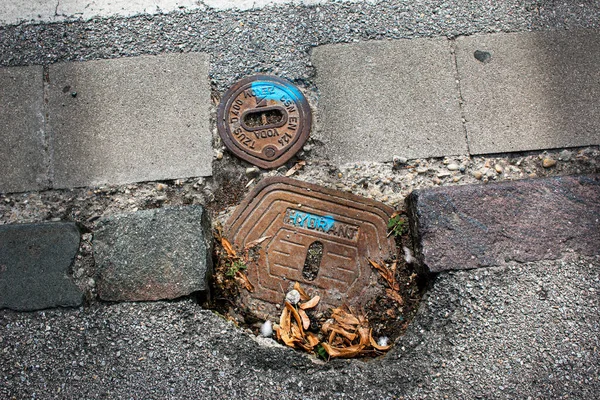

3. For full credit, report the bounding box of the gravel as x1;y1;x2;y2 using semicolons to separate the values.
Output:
0;0;599;94
1;255;598;398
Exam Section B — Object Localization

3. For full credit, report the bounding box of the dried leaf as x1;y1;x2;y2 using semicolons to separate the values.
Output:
321;342;364;359
279;328;296;348
305;332;320;347
386;288;404;305
331;308;360;326
298;308;311;330
296;340;314;352
321;320;333;333
293;282;311;301
299;295;320;310
285;302;305;337
369;329;392;351
221;238;237;257
390;261;398;275
369;259;400;291
243;235;271;251
285;160;306;177
357;327;370;347
328;329;337;344
280;305;290;333
329;327;357;342
273;324;282;340
290;324;303;341
235;271;254;292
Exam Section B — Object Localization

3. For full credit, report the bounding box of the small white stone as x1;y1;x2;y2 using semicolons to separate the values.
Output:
447;163;459;171
246;167;259;176
285;289;301;305
377;336;389;347
403;246;416;264
260;320;273;337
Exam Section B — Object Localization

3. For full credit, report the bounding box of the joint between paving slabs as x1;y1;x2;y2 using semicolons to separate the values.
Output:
42;65;55;189
450;37;471;155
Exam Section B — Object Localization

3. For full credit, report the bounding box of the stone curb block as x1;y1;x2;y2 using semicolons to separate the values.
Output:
94;206;212;302
0;222;83;311
406;174;600;274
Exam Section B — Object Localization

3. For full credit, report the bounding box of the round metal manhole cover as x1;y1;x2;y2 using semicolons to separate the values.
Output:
217;75;312;169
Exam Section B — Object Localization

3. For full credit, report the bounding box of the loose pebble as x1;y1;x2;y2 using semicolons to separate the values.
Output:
246;167;260;176
473;171;483;180
393;156;408;165
543;158;557;168
285;290;300;305
495;164;503;174
260;320;273;337
447;163;459;171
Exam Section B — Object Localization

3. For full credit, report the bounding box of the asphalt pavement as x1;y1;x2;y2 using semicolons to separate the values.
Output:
1;255;598;399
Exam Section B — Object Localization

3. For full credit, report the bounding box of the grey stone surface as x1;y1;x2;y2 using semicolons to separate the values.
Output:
1;256;598;398
312;38;467;165
48;53;212;189
0;223;83;311
457;30;600;154
94;206;212;301
406;174;600;274
0;66;47;193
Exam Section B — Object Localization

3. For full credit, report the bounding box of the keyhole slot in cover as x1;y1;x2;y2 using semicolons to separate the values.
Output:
302;241;323;281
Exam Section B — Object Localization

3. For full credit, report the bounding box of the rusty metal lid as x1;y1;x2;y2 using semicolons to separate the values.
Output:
225;177;396;315
217;75;312;169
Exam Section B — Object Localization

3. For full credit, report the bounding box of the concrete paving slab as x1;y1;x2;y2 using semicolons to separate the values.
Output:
0;223;83;311
0;66;47;193
94;206;212;302
406;174;600;274
312;38;467;165
48;53;212;188
456;30;600;154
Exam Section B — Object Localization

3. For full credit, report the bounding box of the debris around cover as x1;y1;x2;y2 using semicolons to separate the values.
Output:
272;282;393;359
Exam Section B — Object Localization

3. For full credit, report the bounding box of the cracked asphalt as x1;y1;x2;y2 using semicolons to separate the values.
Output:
1;256;598;399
